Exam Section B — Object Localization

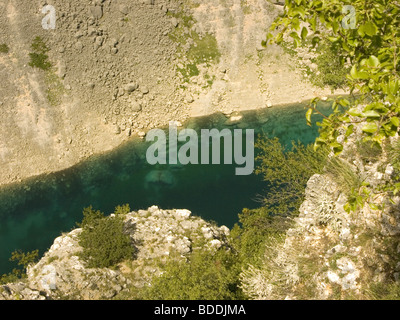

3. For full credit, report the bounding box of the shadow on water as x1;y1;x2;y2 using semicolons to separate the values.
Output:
0;101;332;274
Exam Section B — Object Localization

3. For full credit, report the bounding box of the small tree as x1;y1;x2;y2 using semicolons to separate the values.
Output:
140;249;244;300
77;207;135;269
0;250;39;284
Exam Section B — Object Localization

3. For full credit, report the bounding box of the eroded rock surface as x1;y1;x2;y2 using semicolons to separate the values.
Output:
0;206;230;300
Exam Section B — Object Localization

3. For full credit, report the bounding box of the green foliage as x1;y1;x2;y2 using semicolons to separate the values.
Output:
230;137;326;267
388;139;400;172
177;63;200;81
384;140;400;197
45;71;64;106
168;8;220;86
77;206;135;268
0;43;9;54
325;156;363;195
27;36;64;106
31;36;49;53
140;249;245;300
10;250;39;269
76;205;105;228
264;0;400;214
368;281;400;300
324;156;371;213
255;137;328;216
310;42;349;90
356;140;383;164
28;36;51;70
231;207;291;266
113;203;131;215
265;0;400;155
0;250;39;284
29;52;51;70
187;33;221;65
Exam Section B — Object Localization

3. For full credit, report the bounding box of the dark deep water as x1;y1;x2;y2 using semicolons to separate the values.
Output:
0;101;332;274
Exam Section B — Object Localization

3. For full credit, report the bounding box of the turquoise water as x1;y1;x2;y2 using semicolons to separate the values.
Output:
0;102;331;274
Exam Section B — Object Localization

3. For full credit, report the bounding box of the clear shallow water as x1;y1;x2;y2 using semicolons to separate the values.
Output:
0;101;332;274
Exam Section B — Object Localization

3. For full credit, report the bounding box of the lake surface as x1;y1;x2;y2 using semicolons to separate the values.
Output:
0;101;331;274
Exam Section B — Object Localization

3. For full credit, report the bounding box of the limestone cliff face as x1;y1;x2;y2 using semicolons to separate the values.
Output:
241;121;400;299
0;0;342;186
0;206;230;300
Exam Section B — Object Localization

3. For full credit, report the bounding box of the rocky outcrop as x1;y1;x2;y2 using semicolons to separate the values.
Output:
241;123;400;300
0;206;230;300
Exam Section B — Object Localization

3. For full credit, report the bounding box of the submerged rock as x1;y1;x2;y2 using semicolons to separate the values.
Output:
144;170;175;186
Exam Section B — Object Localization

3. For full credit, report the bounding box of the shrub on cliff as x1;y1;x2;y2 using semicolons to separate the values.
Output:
254;137;328;216
230;207;290;267
77;206;135;269
230;137;327;266
310;42;349;90
139;249;245;300
0;250;39;284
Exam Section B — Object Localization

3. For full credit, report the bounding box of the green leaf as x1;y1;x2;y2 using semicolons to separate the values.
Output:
332;101;338;112
367;55;380;68
350;65;369;80
350;65;358;79
362;123;378;133
291;17;300;31
289;31;300;40
388;80;399;95
347;108;362;117
301;27;308;40
342;41;351;52
306;108;313;126
361;22;378;37
363;110;381;118
332;20;340;33
391;116;400;127
339;99;350;107
275;33;283;43
327;36;339;43
345;124;354;137
369;203;379;210
311;36;320;47
292;7;306;20
309;15;317;32
330;142;343;155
